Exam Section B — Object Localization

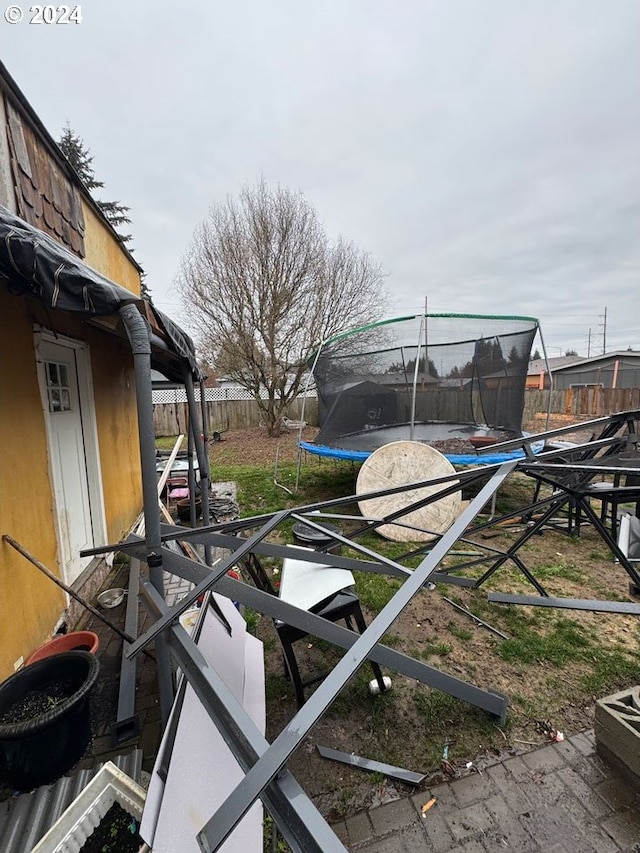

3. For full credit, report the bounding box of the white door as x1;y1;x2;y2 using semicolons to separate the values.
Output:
36;335;104;585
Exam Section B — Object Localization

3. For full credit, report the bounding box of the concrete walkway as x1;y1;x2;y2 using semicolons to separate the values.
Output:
331;731;640;852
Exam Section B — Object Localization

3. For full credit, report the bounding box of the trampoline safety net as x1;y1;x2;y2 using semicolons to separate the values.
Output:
310;313;539;455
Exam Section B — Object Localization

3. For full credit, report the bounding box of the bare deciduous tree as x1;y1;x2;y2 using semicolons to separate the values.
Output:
177;181;387;435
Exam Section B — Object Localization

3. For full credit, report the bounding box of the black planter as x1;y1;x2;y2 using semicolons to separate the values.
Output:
292;521;342;555
0;650;100;791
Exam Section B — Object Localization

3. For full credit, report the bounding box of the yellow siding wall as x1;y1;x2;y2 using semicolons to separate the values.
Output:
0;219;144;678
88;327;143;540
81;201;141;297
0;293;65;675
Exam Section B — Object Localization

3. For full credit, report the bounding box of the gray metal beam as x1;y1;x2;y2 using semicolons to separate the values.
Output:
488;592;640;615
114;556;141;743
157;462;498;540
183;365;213;565
316;745;426;786
131;547;508;718
125;511;289;659
429;574;479;588
198;461;516;851
161;525;412;580
141;583;347;853
521;460;640;475
84;530;407;579
476;412;635;454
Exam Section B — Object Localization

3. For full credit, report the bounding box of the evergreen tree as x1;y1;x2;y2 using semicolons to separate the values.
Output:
58;123;103;190
58;123;133;246
58;123;150;300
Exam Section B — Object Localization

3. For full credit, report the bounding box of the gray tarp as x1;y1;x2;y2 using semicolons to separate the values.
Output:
0;205;200;379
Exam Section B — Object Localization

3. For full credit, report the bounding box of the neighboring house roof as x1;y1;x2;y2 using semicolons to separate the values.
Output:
527;356;586;374
550;351;640;373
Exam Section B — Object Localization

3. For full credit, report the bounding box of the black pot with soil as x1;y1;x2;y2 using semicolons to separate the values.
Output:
0;650;100;791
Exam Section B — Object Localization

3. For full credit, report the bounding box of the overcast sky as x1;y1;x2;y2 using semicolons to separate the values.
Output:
2;0;639;355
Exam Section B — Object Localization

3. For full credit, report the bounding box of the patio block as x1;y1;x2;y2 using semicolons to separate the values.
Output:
595;685;640;789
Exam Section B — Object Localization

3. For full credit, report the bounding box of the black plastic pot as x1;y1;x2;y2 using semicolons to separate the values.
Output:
292;521;341;555
0;650;100;791
177;496;202;522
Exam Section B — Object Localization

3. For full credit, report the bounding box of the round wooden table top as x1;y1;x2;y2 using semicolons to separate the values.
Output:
356;440;461;542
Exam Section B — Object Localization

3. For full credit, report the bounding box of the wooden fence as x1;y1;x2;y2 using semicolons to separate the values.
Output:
153;388;639;437
153;397;318;436
523;387;640;422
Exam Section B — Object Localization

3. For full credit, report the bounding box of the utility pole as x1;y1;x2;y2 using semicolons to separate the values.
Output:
587;328;591;358
599;306;607;354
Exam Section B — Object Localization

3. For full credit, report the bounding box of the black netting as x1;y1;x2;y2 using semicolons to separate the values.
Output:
311;314;538;454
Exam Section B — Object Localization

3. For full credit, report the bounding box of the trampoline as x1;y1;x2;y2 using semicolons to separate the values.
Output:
300;312;546;466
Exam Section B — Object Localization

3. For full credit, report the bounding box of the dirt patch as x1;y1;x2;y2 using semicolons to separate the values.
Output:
208;425;317;466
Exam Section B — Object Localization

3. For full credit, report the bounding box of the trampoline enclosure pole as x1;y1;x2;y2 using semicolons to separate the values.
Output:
410;313;424;441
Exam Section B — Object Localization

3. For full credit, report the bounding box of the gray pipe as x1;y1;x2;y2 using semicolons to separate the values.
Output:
185;427;197;527
199;377;210;443
183;366;213;565
119;303;174;725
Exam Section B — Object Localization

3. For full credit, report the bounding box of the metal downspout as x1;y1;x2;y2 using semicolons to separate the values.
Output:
118;304;174;726
183;366;212;566
198;377;214;566
187;427;197;527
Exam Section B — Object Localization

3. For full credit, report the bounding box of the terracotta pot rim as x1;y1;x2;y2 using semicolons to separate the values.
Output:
26;631;100;666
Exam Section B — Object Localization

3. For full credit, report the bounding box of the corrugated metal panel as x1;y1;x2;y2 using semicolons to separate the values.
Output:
0;750;142;853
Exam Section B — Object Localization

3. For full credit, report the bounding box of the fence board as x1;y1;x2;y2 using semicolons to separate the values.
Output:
155;390;638;437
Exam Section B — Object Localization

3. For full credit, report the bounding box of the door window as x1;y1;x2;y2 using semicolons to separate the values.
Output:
45;361;72;413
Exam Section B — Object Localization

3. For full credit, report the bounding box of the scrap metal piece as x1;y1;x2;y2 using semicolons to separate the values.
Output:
441;596;509;640
316;745;426;786
488;592;640;615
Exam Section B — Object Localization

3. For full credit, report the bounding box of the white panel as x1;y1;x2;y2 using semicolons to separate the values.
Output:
279;556;356;611
141;596;265;852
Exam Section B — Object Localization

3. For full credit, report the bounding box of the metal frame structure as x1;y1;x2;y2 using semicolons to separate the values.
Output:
392;411;640;598
80;411;640;849
86;461;514;851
